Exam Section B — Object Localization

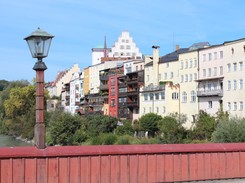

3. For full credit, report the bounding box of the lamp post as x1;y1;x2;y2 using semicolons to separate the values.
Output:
24;28;54;149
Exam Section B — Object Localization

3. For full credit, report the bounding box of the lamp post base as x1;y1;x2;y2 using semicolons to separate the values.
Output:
35;123;46;149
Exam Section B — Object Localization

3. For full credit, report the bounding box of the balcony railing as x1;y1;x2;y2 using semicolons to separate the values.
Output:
100;84;108;91
197;89;223;97
142;85;165;92
127;101;138;107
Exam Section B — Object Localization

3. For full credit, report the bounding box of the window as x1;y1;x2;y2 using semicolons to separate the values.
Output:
136;66;138;71
155;93;159;100
161;92;165;100
231;48;234;54
194;73;197;80
172;92;179;100
189;59;193;68
164;73;167;80
182;92;187;103
233;63;237;71
214;67;217;76
239;79;243;90
190;91;196;102
219;66;223;75
125;39;129;43
166;63;169;68
208;68;211;77
214;52;217;60
203;69;206;77
150;93;154;100
227;102;231;111
203;54;206;61
239;62;243;71
185;74;188;82
189;74;192;82
240;101;243;111
162;106;166;113
181;75;184;83
233;102;237;111
180;62;184;69
120;45;124;49
208;83;212;91
227;80;231;90
227;64;231;72
111;88;115;96
194;59;197;67
126;45;130;49
234;80;237;90
208;101;213;108
220;51;223;59
111;77;115;85
111;99;115;107
144;94;148;101
208;53;212;61
185;61;188;68
170;72;174;79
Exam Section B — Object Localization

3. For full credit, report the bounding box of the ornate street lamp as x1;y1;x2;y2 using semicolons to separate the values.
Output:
24;28;54;149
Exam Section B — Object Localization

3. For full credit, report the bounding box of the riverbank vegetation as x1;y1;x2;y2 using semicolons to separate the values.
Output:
0;80;244;146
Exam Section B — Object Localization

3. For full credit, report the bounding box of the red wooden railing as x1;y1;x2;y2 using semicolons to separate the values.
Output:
1;143;245;182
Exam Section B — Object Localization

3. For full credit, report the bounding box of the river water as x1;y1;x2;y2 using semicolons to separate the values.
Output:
0;134;33;147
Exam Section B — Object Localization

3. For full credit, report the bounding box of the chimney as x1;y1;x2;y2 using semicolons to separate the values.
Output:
175;45;180;51
152;46;160;85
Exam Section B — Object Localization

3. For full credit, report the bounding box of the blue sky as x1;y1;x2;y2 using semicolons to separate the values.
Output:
1;0;245;82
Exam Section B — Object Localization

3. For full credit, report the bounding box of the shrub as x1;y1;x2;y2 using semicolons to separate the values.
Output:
117;135;133;145
212;117;245;143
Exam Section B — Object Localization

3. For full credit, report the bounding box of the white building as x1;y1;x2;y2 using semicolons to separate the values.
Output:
108;31;142;59
197;44;224;116
223;38;245;118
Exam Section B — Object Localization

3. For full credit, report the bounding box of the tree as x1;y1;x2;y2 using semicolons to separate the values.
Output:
47;111;86;145
158;116;186;144
192;110;217;141
212;117;245;143
139;113;162;136
115;120;134;136
85;115;118;137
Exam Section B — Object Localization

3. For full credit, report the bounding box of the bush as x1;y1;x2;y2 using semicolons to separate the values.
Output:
117;135;133;145
212;117;245;143
89;133;117;145
115;120;134;136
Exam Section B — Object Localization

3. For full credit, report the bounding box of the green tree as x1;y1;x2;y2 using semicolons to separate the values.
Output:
85;115;117;137
47;111;86;145
192;110;217;141
212;117;245;143
139;113;162;136
115;120;134;136
158;116;186;144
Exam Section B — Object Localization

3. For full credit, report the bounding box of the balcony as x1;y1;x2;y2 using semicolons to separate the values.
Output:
127;101;138;107
127;89;138;96
100;75;109;81
197;89;223;97
142;85;165;92
100;84;108;91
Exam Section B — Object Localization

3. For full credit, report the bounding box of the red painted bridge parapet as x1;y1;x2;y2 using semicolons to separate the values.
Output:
1;143;245;182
